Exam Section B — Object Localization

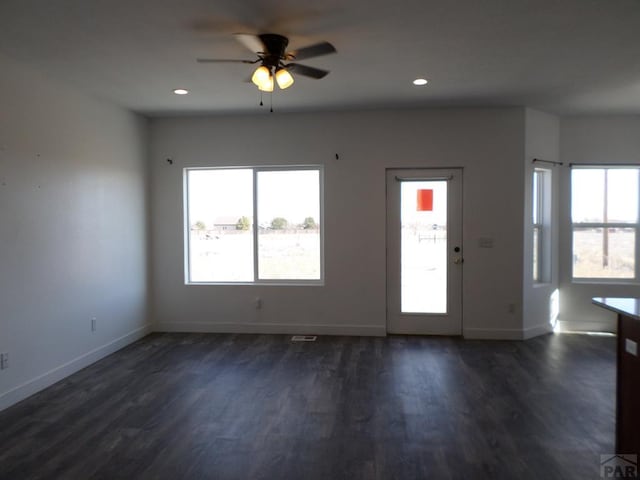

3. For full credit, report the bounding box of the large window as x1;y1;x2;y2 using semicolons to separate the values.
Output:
185;166;323;284
533;168;552;283
571;167;639;281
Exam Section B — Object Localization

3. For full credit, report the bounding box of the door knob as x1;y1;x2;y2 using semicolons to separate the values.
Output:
453;257;464;264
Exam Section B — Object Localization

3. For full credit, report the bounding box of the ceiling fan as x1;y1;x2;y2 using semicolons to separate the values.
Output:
197;33;337;92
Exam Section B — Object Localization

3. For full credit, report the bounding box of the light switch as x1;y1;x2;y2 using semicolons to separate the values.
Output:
625;338;638;356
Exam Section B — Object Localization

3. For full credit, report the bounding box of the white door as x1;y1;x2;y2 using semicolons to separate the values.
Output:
386;168;463;335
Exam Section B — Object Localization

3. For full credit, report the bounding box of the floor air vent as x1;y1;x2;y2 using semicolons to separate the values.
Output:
291;335;317;342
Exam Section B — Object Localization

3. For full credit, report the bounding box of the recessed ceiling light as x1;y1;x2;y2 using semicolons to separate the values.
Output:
173;88;189;95
413;78;428;86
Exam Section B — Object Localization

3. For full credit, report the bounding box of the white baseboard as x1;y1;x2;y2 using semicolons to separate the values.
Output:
156;321;386;337
0;324;152;412
522;323;554;340
159;322;551;340
463;327;524;340
556;320;616;334
463;328;522;340
464;323;553;340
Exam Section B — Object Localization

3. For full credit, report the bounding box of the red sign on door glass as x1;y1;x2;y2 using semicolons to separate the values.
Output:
417;189;433;211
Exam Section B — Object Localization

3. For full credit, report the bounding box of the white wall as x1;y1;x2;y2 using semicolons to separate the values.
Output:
559;116;640;331
0;54;150;411
522;109;560;338
150;108;527;339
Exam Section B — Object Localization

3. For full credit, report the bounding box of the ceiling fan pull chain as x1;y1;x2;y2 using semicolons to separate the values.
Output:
259;90;263;107
270;91;273;113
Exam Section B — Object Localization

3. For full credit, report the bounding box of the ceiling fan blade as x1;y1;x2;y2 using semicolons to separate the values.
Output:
288;41;336;61
234;33;265;54
286;63;330;79
197;58;257;64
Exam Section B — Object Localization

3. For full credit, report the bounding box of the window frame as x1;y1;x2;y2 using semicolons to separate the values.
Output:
570;165;640;284
184;165;325;286
533;168;552;284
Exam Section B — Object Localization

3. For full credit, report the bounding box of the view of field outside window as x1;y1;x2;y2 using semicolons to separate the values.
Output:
401;180;447;313
187;169;254;282
257;170;320;280
572;168;638;279
186;167;321;283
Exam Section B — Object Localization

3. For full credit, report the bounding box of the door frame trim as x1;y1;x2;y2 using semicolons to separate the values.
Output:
385;167;464;335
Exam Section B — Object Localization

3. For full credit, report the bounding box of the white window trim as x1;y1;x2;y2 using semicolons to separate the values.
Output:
183;165;325;286
571;165;640;284
533;168;552;284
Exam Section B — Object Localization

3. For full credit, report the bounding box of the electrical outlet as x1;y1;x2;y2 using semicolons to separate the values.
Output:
91;317;97;332
0;352;9;370
254;297;262;309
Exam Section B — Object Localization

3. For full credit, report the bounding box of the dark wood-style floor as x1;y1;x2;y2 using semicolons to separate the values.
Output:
0;333;616;480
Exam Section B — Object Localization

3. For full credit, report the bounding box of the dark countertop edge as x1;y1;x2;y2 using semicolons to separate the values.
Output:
592;297;640;321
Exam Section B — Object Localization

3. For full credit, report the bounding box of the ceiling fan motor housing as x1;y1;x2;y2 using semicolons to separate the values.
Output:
258;33;289;69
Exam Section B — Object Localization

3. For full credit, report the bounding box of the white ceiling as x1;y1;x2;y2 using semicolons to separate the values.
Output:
2;0;640;117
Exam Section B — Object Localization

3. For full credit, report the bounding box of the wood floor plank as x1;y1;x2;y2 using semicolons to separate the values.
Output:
0;333;616;479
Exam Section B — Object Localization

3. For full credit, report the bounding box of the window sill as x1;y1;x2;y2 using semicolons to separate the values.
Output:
571;278;640;286
186;281;325;287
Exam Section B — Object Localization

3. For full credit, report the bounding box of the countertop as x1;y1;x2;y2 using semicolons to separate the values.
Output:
592;297;640;321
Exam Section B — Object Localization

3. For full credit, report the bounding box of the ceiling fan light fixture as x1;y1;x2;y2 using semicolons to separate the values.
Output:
257;73;274;92
413;78;428;86
251;65;272;89
275;68;294;89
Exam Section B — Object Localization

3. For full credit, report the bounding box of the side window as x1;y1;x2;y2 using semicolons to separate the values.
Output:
571;167;639;281
533;168;552;283
185;166;323;284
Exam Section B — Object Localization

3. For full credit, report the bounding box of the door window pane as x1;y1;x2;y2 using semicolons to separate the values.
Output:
400;180;447;313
